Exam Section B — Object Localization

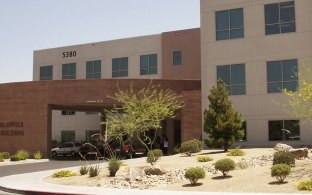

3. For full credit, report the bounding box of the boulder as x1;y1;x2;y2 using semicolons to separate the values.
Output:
274;143;293;151
115;166;146;181
289;148;309;159
144;165;167;175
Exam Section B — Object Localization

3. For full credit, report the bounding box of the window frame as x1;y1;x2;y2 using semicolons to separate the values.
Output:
39;65;53;80
265;1;296;35
217;63;246;95
173;51;182;66
86;60;101;80
267;59;298;93
62;63;76;80
268;120;300;141
140;54;157;75
112;57;128;78
61;130;75;143
215;8;244;41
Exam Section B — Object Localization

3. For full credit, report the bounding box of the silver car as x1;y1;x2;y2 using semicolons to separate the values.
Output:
51;141;82;156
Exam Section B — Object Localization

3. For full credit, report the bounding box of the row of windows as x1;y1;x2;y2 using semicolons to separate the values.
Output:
239;120;299;142
217;59;298;95
40;51;183;80
216;1;296;40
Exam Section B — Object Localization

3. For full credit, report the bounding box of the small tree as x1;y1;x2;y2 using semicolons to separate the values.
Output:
103;81;184;164
203;81;244;151
283;64;312;122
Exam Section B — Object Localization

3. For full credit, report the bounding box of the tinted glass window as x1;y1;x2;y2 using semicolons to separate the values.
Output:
173;51;182;65
112;57;128;78
140;54;157;75
62;63;76;80
216;8;244;40
40;65;53;80
269;120;300;141
86;60;101;79
217;64;245;95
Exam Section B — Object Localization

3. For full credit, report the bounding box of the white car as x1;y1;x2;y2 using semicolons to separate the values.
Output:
51;141;82;156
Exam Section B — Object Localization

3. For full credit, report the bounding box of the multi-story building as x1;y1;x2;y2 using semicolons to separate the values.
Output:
33;28;201;149
201;0;312;146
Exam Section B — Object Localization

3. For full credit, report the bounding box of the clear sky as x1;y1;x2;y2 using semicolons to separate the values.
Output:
0;0;200;84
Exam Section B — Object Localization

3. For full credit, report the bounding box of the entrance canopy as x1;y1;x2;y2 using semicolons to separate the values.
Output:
0;79;201;157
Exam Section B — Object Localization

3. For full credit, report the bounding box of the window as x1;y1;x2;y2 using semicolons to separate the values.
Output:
112;57;128;78
86;60;101;79
173;51;182;65
216;8;244;40
140;54;157;75
268;120;300;141
61;110;75;115
61;130;75;142
267;59;298;93
265;1;296;35
86;130;100;143
217;64;246;95
39;65;53;80
62;63;76;80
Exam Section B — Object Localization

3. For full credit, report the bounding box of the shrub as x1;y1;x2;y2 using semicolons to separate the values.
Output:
16;149;30;160
10;155;20;161
172;146;181;154
197;156;213;162
33;151;42;160
0;152;10;159
215;158;235;176
271;164;291;183
0;159;3;162
227;148;245;156
185;167;206;185
147;149;163;164
297;178;312;191
80;164;89;175
273;151;295;166
89;164;100;177
180;139;203;156
52;170;77;178
108;157;121;177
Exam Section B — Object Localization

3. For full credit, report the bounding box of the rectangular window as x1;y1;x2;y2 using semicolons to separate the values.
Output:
112;57;128;78
40;65;53;80
62;63;76;80
216;8;244;40
140;54;157;75
61;110;75;115
268;120;300;141
265;1;296;35
86;130;100;143
86;60;101;79
217;64;246;95
61;130;75;143
173;51;182;65
267;59;298;93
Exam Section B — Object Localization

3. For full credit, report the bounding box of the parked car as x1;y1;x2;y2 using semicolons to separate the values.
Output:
51;141;82;156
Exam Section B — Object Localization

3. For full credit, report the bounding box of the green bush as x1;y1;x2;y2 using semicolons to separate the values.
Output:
185;167;206;185
147;149;163;164
273;151;295;166
80;164;89;175
297;178;312;191
33;151;42;160
215;158;235;176
16;149;30;160
227;148;245;156
108;157;121;177
10;155;20;161
0;152;10;159
172;146;181;154
180;139;203;156
89;164;100;177
197;156;213;162
52;170;77;178
271;164;291;183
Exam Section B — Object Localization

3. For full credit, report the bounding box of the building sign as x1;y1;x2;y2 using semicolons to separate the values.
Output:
0;122;24;136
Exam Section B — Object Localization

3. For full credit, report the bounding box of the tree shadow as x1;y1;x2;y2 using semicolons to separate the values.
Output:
199;151;226;155
268;181;289;185
211;175;233;180
182;183;203;187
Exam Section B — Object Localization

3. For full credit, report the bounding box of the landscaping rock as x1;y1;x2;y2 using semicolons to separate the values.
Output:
289;148;309;159
274;143;293;151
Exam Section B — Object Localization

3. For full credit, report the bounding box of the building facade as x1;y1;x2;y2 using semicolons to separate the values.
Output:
33;28;201;152
201;0;312;146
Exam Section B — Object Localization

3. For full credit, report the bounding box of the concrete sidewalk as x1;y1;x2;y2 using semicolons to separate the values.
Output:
0;160;307;195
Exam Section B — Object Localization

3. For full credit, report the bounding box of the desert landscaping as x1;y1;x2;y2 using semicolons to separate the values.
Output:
43;146;312;193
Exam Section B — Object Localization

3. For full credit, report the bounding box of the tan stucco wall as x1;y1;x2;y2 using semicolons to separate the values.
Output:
201;0;312;146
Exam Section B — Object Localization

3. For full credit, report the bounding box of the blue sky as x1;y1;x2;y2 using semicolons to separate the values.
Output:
0;0;200;84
